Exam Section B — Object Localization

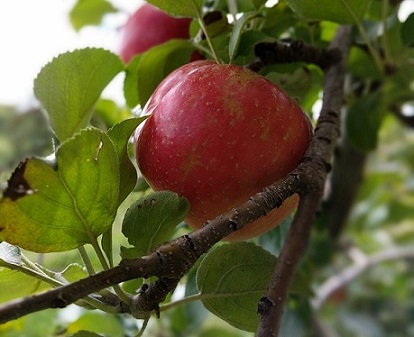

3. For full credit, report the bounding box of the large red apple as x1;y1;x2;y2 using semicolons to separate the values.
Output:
135;60;313;241
119;3;194;63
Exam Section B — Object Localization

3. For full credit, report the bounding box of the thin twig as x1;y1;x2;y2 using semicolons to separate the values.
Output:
312;246;414;310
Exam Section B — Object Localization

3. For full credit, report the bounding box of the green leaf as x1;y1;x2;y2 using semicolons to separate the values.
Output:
147;0;203;18
401;13;414;47
252;0;267;9
287;0;372;24
59;263;89;283
70;332;104;337
93;98;132;127
34;48;124;141
258;216;292;256
66;312;124;337
347;47;383;80
123;56;142;109
196;242;276;332
199;327;243;337
346;92;385;152
384;63;414;104
0;309;59;337
122;191;190;257
69;0;117;31
0;128;119;252
203;11;232;38
107;117;147;204
265;64;317;105
237;0;266;11
0;267;50;302
127;40;196;106
262;2;297;38
229;12;259;63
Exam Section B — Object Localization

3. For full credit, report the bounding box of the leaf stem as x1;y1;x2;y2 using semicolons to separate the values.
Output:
191;0;222;64
79;244;131;305
89;236;132;305
21;254;49;275
82;296;123;313
339;0;384;73
159;293;202;312
78;246;96;275
1;259;62;287
136;317;150;337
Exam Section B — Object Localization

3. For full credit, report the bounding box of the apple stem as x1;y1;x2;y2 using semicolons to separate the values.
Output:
190;0;222;64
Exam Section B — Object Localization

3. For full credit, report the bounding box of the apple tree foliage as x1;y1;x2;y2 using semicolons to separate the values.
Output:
1;0;414;336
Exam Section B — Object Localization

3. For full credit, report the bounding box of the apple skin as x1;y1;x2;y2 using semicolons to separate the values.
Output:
119;4;194;63
135;60;313;241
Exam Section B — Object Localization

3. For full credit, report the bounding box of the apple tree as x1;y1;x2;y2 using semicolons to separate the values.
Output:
1;0;414;336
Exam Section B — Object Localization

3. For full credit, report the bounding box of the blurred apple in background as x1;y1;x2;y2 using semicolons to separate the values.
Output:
119;3;196;63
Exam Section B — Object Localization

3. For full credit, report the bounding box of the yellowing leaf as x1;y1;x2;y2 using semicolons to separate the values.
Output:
0;129;119;252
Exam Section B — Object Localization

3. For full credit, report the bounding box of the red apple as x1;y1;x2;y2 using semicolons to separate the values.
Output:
135;60;313;241
119;3;196;63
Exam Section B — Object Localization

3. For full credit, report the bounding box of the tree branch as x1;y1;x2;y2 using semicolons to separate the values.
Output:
0;27;351;325
248;40;342;72
256;25;353;337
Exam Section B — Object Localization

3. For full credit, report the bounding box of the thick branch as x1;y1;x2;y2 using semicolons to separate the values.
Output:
0;28;350;325
248;40;341;72
256;25;353;337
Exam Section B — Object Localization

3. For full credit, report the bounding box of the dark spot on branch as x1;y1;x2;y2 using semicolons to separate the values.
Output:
316;136;332;144
315;119;337;127
51;294;68;308
156;250;166;266
300;156;313;163
323;161;332;173
138;283;149;294
228;219;239;231
183;234;197;253
134;277;180;318
327;110;339;118
257;296;274;315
